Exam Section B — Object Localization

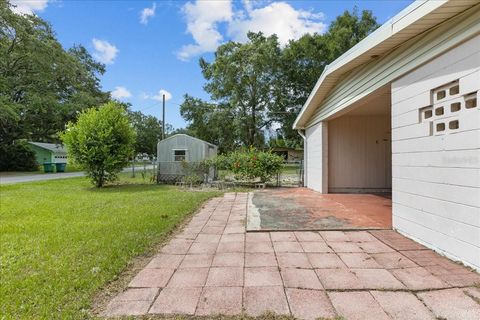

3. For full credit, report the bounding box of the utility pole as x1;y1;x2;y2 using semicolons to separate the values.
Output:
162;94;166;140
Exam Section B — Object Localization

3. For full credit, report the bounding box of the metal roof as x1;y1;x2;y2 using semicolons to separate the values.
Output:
293;0;479;129
28;142;67;153
158;134;217;148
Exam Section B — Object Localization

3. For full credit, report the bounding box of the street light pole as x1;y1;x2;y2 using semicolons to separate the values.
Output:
162;94;166;140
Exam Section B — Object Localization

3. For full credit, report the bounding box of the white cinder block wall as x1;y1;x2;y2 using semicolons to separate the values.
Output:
305;121;328;193
391;35;480;271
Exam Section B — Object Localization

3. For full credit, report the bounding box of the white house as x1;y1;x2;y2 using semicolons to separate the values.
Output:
293;0;480;270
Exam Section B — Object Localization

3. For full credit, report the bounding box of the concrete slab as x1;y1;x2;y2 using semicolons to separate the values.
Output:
128;268;175;288
211;252;244;267
329;291;390;320
244;267;283;287
418;288;480;320
273;241;304;253
205;267;243;287
337;252;382;268
390;267;449;290
243;286;290;316
286;288;336;320
196;287;243;316
245;253;278;267
276;252;312;269
166;267;209;288
145;254;184;269
179;254;213;269
149;287;201;315
113;288;158;302
308;253;347;269
371;291;436;320
281;268;324;289
300;241;333;253
105;300;151;316
247;188;391;231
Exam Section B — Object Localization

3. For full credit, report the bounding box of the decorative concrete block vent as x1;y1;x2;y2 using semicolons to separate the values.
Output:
419;80;478;136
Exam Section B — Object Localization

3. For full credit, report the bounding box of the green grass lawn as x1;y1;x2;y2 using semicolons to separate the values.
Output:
0;175;221;319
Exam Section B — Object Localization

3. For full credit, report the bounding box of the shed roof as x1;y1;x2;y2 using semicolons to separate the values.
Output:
158;134;217;148
28;142;67;153
293;0;479;129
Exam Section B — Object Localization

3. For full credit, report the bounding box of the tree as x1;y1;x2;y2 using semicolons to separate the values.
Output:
325;7;379;61
128;110;163;156
277;8;379;143
199;32;283;147
181;9;378;150
0;1;109;169
0;141;37;171
60;102;135;187
180;95;237;153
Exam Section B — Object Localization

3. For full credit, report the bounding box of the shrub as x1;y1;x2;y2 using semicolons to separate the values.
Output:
60;102;136;187
212;147;283;183
181;161;209;184
0;142;38;171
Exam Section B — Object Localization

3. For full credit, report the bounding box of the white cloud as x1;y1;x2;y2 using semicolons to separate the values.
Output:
152;89;172;102
92;39;118;64
177;0;233;61
140;3;156;25
142;89;173;101
10;0;49;15
228;2;326;46
111;86;132;100
177;1;325;60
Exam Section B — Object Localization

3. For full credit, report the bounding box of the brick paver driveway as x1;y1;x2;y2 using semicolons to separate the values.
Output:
105;193;480;319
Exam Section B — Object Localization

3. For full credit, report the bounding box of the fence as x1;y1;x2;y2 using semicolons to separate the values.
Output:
157;161;216;184
156;160;304;187
275;161;304;187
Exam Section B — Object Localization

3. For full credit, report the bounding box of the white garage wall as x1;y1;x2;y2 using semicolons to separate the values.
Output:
328;115;391;192
305;122;328;193
391;35;480;270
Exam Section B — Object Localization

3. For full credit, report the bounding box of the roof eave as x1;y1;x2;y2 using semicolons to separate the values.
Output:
292;0;475;130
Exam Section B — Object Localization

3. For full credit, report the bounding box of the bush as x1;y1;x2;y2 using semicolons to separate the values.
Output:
212;147;283;183
181;161;210;184
60;102;136;187
0;142;38;171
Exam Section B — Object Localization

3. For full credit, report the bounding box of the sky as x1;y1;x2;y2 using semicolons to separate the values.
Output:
11;0;413;129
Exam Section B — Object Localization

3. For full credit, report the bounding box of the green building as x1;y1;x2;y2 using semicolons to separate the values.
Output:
28;142;68;165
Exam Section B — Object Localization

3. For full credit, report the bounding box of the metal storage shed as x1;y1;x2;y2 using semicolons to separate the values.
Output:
156;134;218;183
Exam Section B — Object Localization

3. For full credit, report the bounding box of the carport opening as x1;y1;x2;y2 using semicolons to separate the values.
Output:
324;85;392;229
327;85;392;195
247;85;393;231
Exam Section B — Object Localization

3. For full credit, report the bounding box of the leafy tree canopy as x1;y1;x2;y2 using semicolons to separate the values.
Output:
128;110;172;156
0;1;109;147
180;95;237;154
180;8;379;151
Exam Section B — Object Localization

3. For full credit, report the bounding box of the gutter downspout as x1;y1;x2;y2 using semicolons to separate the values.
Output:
297;129;306;187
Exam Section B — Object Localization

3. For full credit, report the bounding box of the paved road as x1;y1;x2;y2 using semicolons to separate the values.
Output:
0;165;155;185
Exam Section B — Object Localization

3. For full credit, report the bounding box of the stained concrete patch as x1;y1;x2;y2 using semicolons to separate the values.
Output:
247;188;391;231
